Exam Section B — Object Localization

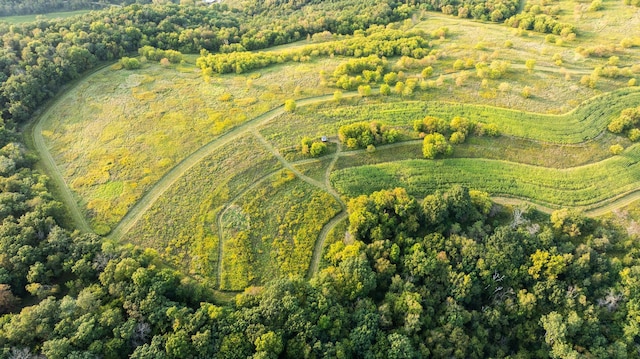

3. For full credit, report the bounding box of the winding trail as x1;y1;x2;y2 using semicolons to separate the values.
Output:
32;59;616;238
252;130;331;191
28;58;640;286
493;188;640;217
307;140;347;278
31;111;93;233
251;130;349;278
106;93;360;240
215;165;284;287
26;63;117;234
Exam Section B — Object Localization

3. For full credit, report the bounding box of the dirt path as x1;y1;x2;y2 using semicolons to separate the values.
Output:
307;140;348;277
30;61;640;250
107;93;361;240
307;212;348;277
26;63;117;233
215;168;283;288
493;189;640;218
252;130;351;277
32;117;93;233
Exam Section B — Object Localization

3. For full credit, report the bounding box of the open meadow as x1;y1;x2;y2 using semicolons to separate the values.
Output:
33;2;640;290
40;57;341;233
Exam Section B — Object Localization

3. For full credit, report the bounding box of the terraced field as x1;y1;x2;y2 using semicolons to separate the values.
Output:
331;144;640;210
30;9;640;290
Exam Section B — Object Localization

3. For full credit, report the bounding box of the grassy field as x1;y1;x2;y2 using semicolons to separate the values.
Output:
124;135;281;284
31;4;640;291
331;131;627;170
0;9;91;23
331;143;640;210
220;172;341;290
41;57;341;231
263;87;640;155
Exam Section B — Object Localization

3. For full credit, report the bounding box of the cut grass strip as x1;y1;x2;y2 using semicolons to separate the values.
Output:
331;143;640;210
125;135;281;285
265;87;640;149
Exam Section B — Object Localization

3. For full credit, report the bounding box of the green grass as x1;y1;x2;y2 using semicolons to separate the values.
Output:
334;131;629;170
331;143;640;210
0;10;91;24
219;172;341;290
41;57;341;230
29;9;640;292
125;135;281;285
294;157;334;183
318;217;349;271
267;88;640;150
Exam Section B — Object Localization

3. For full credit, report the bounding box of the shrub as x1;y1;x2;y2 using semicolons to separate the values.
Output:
383;72;398;85
380;84;391;96
588;0;603;11
450;116;472;134
310;142;327;157
423;132;452;159
610;144;624;155
301;136;314;154
608;107;640;134
333;90;343;101
484;123;500;136
284;99;297;112
421;66;434;78
120;57;141;70
358;85;372;97
449;131;466;144
339;121;398;149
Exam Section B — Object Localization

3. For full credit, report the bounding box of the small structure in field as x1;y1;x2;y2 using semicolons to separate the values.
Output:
321;136;328;142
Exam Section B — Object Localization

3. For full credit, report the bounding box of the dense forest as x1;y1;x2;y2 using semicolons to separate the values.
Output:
3;182;640;357
0;0;639;357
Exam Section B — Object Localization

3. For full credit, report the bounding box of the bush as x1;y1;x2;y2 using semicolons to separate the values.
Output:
339;121;398;149
610;144;624;155
484;123;500;136
333;90;343;101
301;136;314;154
421;66;433;78
629;128;640;142
358;85;372;97
284;99;297;112
310;142;327;157
450;116;472;134
608;107;640;134
380;84;391;96
449;131;466;144
414;116;449;134
588;0;603;11
423;132;452;159
120;57;141;70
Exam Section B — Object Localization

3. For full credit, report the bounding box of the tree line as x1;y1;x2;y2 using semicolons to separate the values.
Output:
3;184;640;357
0;0;633;357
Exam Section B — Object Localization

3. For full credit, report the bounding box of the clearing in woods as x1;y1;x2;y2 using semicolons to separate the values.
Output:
32;5;640;290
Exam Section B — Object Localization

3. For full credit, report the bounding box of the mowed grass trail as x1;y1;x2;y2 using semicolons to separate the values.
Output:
265;87;640;150
39;58;341;233
331;143;640;210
